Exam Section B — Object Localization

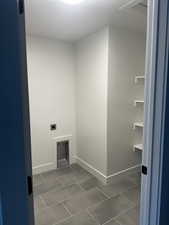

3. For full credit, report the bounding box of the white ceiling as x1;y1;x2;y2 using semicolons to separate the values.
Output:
25;0;147;42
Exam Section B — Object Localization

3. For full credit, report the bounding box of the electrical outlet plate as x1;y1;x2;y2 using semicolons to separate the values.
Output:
50;124;56;131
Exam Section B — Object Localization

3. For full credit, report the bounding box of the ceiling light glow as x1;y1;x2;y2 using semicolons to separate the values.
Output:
60;0;84;4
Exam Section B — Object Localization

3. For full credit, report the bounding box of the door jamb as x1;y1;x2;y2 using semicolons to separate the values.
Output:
141;0;169;224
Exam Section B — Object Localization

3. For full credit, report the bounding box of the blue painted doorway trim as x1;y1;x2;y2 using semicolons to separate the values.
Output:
159;1;169;222
141;0;169;225
0;0;169;225
0;0;34;225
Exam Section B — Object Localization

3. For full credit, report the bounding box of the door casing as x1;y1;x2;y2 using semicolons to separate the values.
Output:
0;0;34;224
1;0;169;224
141;0;169;225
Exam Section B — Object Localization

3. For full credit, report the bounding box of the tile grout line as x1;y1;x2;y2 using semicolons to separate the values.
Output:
57;183;109;210
53;214;74;225
62;202;73;217
95;186;110;199
39;195;49;209
78;183;86;191
97;200;137;225
121;193;140;206
53;209;94;225
127;177;140;186
75;180;87;192
41;187;85;208
35;171;97;211
101;204;135;225
39;173;46;183
86;196;110;212
114;220;123;225
102;218;115;225
102;217;121;225
120;192;139;207
33;196;49;212
35;178;80;200
37;166;115;198
55;186;110;217
127;172;141;186
86;209;101;225
113;204;137;221
34;166;140;225
95;182;138;201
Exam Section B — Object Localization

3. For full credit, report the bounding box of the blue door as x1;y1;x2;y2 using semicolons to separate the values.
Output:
0;0;34;225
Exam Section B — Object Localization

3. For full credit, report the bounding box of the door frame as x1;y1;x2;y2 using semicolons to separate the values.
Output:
1;0;169;224
0;0;34;224
141;0;169;225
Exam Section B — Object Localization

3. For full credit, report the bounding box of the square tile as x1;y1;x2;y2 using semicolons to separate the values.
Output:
79;177;101;191
98;177;135;198
33;166;141;225
33;174;43;186
35;203;70;225
88;195;134;224
33;179;63;196
128;172;141;185
33;196;46;212
123;186;140;204
116;206;139;225
58;173;77;187
42;171;61;184
55;167;75;177
57;211;98;225
42;167;74;179
104;220;120;225
71;164;93;182
42;184;84;206
64;188;107;215
71;164;82;170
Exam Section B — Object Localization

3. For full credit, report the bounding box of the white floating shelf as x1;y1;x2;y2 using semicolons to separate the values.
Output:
135;76;145;83
133;122;144;129
133;144;143;152
134;100;144;106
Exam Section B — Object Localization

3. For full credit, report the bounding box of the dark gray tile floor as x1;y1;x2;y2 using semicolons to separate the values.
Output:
33;164;141;225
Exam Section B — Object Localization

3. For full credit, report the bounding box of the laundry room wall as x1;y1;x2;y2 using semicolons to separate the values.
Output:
75;28;109;178
107;27;146;176
27;36;76;174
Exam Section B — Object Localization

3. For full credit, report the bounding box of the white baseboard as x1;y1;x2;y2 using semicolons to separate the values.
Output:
106;164;141;184
33;159;76;175
33;162;56;175
75;156;141;185
33;156;141;184
75;156;107;184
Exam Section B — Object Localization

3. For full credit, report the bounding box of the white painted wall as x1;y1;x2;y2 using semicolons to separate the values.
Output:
27;27;146;180
107;27;146;176
27;36;76;174
75;28;109;176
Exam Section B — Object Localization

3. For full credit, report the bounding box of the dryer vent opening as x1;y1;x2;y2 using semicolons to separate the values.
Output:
57;140;70;169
